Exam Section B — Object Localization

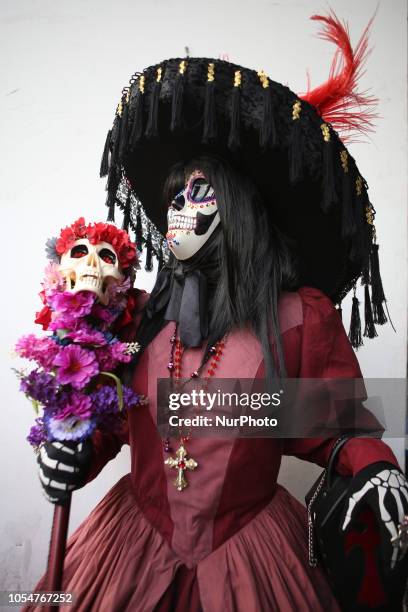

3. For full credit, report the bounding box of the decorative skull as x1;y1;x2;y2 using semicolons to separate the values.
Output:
59;238;124;305
166;170;220;260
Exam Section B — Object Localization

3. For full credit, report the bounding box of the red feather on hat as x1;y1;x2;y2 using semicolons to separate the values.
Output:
300;11;378;142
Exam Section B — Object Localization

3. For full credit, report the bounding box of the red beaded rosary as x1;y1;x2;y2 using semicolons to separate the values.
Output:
163;322;226;491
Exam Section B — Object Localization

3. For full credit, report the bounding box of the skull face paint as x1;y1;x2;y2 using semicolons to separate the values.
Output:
59;239;124;305
166;170;220;260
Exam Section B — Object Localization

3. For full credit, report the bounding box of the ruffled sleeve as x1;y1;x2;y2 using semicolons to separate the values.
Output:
282;287;399;476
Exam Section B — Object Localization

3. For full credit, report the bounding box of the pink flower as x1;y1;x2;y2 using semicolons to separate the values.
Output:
65;328;107;346
53;344;99;389
42;262;66;295
95;342;131;370
91;304;116;324
55;393;93;420
50;291;95;319
15;334;59;370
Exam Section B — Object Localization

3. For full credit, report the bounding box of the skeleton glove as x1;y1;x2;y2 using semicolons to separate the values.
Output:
37;439;93;505
342;461;408;573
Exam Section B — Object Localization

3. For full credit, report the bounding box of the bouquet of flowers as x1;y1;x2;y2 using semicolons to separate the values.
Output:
14;217;144;449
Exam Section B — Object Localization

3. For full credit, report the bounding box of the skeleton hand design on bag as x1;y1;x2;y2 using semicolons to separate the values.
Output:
342;465;408;569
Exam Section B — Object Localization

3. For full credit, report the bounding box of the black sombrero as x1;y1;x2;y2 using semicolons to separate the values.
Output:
99;13;389;348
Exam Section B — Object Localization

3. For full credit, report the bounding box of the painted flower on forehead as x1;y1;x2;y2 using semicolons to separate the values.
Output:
53;344;99;389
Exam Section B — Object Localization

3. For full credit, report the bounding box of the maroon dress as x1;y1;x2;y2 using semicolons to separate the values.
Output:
25;287;398;611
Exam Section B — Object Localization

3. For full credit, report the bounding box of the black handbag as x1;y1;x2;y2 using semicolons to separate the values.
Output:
306;435;408;611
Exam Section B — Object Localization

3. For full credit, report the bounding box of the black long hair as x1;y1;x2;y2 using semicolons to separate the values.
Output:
137;155;298;381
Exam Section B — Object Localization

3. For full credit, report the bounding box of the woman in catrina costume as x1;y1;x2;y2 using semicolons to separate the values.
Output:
29;13;408;612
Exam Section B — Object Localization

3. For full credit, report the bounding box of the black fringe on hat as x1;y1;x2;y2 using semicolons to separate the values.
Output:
202;81;217;144
145;77;161;139
118;97;130;162
259;87;277;149
100;129;111;178
110;115;122;170
135;205;143;252
341;153;356;239
105;164;120;222
370;243;387;324
171;64;186;132
129;90;144;149
348;292;363;349
145;230;154;271
363;283;377;339
122;190;131;232
322;140;337;212
289;101;303;183
228;76;241;151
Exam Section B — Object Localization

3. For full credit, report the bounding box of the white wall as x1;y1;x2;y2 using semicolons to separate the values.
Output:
1;0;406;593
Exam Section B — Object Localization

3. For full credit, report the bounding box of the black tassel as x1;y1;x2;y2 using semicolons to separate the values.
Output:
370;243;387;324
135;205;143;252
259;75;276;149
110;115;122;170
106;195;115;223
363;284;377;339
145;69;162;139
129;77;145;149
118;95;130;161
348;293;363;349
361;265;370;286
320;125;337;211
122;190;131;232
228;72;241;151
105;166;119;222
340;151;356;239
171;61;187;132
202;64;217;144
145;231;153;272
289;100;303;183
99;129;111;178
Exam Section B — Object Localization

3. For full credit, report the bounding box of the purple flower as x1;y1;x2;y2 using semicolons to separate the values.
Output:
15;334;59;370
50;291;95;319
53;344;99;389
27;417;47;447
46;415;96;441
90;384;140;415
20;369;59;405
55;393;92;421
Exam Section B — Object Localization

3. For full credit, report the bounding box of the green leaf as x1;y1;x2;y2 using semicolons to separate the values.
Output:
31;399;40;415
100;371;124;411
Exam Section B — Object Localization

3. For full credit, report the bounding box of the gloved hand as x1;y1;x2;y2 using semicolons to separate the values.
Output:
342;461;408;572
37;439;93;505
